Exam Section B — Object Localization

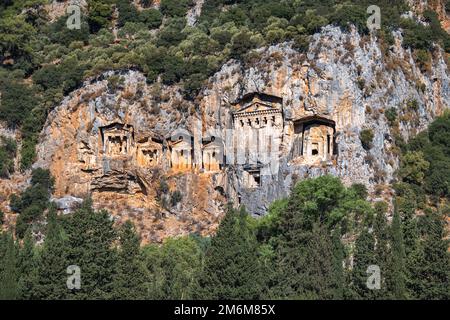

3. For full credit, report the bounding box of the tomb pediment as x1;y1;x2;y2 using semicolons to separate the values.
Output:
170;139;192;150
232;93;282;118
234;102;279;115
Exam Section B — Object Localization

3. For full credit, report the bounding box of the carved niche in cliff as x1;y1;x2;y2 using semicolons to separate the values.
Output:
100;123;134;157
232;93;283;167
136;137;163;167
169;128;193;170
242;165;261;189
202;135;223;172
292;115;336;164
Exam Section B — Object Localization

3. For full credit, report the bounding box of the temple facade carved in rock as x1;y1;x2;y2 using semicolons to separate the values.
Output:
86;93;337;192
292;115;337;165
101;123;134;157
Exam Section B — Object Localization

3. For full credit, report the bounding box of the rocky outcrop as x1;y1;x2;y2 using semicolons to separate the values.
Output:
187;0;205;26
52;195;84;214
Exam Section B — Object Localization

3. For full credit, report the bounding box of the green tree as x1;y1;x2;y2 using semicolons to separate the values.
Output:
17;229;37;299
389;208;407;299
351;228;376;299
359;128;374;150
161;236;203;299
198;206;263;299
331;227;345;299
112;221;148;299
160;0;191;17
270;176;352;299
229;28;263;59
0;81;37;128
142;244;165;299
302;222;337;299
117;0;140;27
0;231;18;299
47;14;90;46
399;151;430;185
33;210;69;300
64;199;117;299
0;15;36;64
372;201;391;299
139;8;163;29
87;0;113;32
11;168;53;238
428;112;450;156
0;136;17;178
410;210;450;299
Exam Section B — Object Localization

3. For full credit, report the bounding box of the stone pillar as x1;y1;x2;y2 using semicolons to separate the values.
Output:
192;118;202;169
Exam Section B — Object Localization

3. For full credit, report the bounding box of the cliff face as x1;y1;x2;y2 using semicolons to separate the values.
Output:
197;25;449;215
27;25;449;242
0;19;444;241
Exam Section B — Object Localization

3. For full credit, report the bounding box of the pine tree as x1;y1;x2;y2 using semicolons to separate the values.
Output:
271;198;311;299
351;228;376;299
17;228;37;299
331;226;345;299
270;176;358;299
394;191;421;298
389;208;407;299
0;231;18;299
34;210;69;299
198;206;263;299
302;222;336;299
64;199;117;299
112;221;148;299
372;202;391;299
411;210;450;299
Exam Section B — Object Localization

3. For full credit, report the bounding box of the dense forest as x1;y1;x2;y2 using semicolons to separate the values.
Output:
0;0;450;170
0;113;448;300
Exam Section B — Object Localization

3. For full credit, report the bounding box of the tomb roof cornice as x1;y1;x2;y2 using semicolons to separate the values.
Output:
233;109;281;118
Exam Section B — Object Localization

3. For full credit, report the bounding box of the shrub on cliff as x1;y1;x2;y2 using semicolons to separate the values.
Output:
11;168;54;238
170;190;182;206
359;128;374;150
330;3;368;33
0;136;16;178
385;107;397;125
0;81;37;128
399;151;430;186
139;8;163;29
47;14;90;46
160;0;192;18
405;112;450;199
87;0;113;33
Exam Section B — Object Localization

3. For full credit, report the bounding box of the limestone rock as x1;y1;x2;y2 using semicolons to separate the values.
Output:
27;26;449;242
52;196;84;214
